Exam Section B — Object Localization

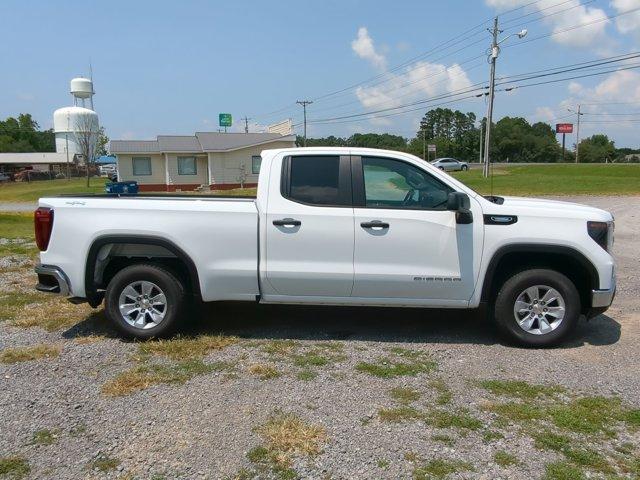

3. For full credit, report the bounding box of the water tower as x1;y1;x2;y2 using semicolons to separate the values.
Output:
53;77;99;159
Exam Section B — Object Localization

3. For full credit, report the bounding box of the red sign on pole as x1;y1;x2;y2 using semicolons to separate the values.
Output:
556;123;574;134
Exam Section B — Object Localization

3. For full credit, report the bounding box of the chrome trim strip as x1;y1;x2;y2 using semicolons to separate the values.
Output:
35;264;71;296
591;288;615;308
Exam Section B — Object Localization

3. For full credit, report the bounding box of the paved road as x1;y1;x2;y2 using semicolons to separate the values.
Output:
0;202;36;212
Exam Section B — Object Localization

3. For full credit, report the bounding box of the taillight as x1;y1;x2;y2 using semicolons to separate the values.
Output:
34;207;54;251
587;221;609;252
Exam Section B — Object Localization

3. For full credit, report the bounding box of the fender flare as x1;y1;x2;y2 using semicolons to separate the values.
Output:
479;243;600;303
84;235;202;305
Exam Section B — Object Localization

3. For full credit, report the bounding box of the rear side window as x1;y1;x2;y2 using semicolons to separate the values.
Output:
283;155;350;206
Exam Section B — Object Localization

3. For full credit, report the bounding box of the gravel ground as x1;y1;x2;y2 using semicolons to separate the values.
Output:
0;196;639;480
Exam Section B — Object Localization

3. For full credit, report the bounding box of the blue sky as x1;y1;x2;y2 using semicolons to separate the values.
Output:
1;0;639;147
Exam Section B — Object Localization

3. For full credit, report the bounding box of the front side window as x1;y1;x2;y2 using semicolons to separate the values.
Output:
177;156;197;175
132;157;151;176
252;155;262;174
362;156;452;210
286;155;348;206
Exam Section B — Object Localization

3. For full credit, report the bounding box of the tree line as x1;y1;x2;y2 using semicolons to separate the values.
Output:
297;108;638;163
0;113;109;156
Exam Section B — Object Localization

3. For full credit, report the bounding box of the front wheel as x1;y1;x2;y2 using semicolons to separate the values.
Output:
104;264;186;339
461;165;468;171
493;269;580;347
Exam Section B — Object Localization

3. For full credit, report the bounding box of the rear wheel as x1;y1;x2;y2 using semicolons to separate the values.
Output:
105;264;186;339
493;269;580;347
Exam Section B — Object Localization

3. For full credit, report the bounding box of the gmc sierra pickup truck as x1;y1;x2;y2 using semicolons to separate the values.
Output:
34;147;615;346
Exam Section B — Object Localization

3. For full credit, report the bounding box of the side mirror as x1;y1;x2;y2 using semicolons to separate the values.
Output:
447;192;473;224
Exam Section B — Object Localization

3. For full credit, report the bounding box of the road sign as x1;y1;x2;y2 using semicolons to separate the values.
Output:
556;123;573;134
219;113;232;127
427;144;437;152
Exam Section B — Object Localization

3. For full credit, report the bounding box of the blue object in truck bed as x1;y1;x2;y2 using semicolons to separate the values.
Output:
105;181;138;194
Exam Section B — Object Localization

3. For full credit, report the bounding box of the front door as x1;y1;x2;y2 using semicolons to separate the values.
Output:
264;154;354;298
351;155;480;304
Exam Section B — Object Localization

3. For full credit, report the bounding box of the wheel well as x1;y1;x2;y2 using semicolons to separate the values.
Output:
481;248;598;312
85;237;201;306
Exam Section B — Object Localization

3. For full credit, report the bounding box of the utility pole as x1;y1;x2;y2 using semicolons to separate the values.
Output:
296;100;313;147
241;116;251;133
478;119;484;164
482;19;528;177
422;129;426;161
575;104;582;163
483;17;500;178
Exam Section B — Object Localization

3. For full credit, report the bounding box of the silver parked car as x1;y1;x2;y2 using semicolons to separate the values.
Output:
430;158;468;171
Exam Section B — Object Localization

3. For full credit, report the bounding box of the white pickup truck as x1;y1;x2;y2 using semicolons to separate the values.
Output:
34;147;615;346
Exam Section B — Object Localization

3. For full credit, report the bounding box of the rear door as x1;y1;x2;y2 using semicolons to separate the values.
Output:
351;154;481;305
263;154;355;299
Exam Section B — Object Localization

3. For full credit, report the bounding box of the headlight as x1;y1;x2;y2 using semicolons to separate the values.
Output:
587;221;614;252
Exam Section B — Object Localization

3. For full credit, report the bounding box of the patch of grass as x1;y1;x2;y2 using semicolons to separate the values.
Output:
0;178;107;203
74;335;105;344
533;430;613;473
482;430;504;443
30;428;57;446
624;409;640;427
101;359;229;396
451;164;640;196
547;396;621;436
431;434;454;446
543;461;585;480
478;379;563;400
0;213;33;238
355;353;436;378
378;406;423;423
138;334;238;360
296;369;317;381
0;292;43;322
485;401;543;423
0;456;30;479
292;351;329;368
377;459;390;469
429;378;452;405
249;363;281;380
11;297;93;331
426;409;483;431
261;340;300;356
86;455;120;472
256;412;327;457
0;344;61;364
389;386;421;404
412;458;474;480
494;450;518;467
246;446;296;480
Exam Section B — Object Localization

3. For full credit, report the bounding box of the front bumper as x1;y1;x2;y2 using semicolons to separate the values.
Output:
591;287;615;308
35;264;71;296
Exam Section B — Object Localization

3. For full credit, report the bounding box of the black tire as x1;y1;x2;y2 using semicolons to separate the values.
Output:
493;269;580;347
461;165;468;171
438;166;445;170
104;264;186;339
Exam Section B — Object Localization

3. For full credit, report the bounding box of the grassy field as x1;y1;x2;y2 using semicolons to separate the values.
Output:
0;178;108;202
0;165;638;203
451;164;640;196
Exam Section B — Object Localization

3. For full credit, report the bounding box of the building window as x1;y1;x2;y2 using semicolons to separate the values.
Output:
252;155;262;174
177;156;197;175
132;157;152;176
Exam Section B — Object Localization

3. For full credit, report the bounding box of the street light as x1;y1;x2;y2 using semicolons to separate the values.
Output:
482;21;528;178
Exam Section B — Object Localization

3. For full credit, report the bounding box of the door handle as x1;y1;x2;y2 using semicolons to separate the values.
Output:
360;220;389;229
273;218;301;227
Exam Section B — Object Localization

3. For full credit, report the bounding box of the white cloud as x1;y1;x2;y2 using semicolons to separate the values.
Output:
534;106;556;121
485;0;612;51
567;69;640;102
611;0;640;39
351;27;387;70
354;61;473;111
